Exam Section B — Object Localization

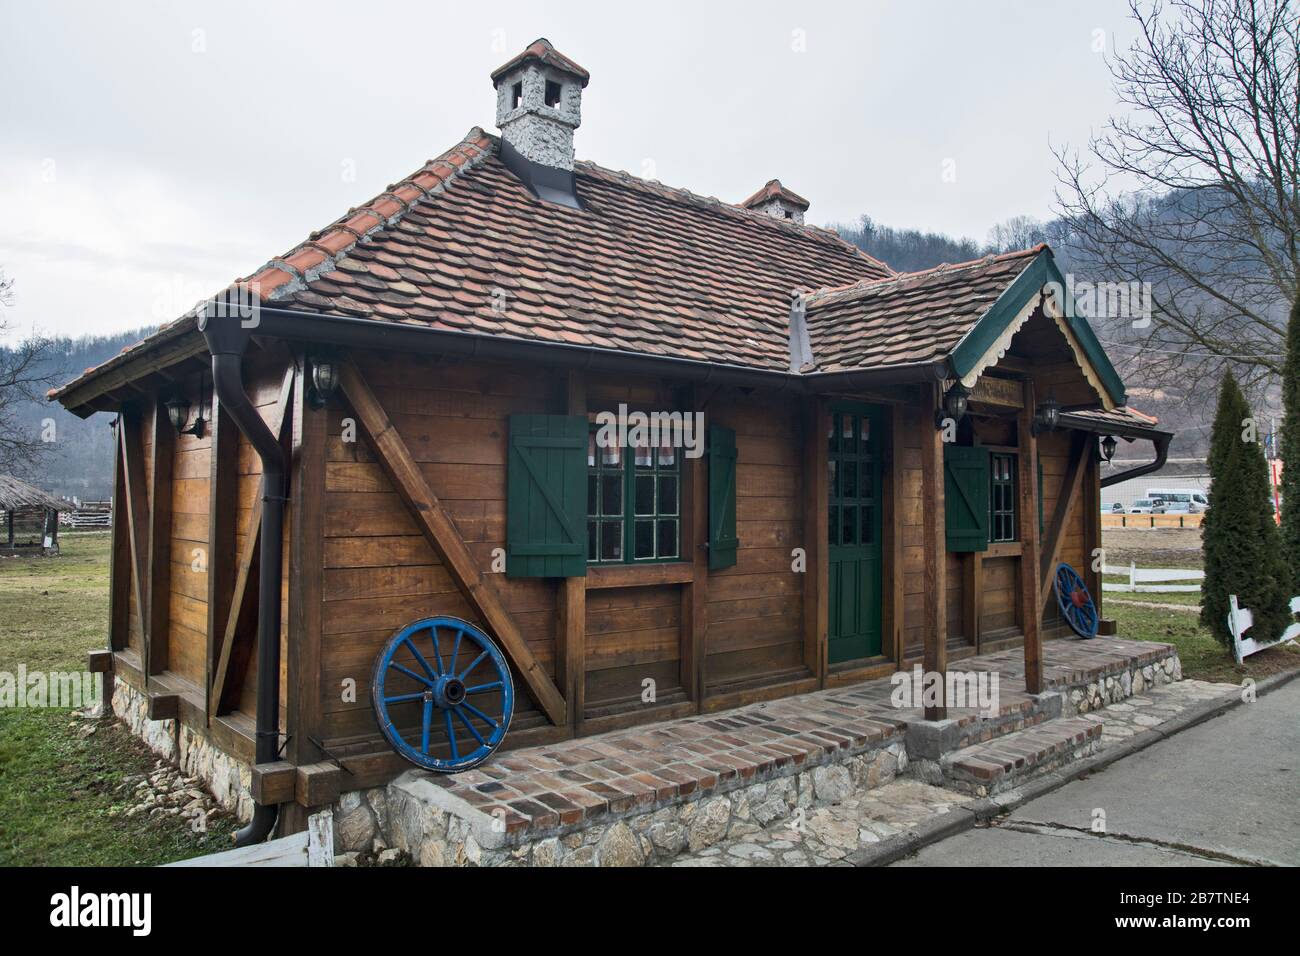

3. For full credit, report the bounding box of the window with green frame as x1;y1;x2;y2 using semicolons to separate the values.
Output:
990;452;1017;543
586;431;681;563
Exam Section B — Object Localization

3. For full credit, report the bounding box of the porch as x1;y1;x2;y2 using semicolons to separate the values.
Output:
354;634;1182;865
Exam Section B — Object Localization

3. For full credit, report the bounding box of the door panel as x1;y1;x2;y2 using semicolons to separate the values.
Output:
827;404;883;664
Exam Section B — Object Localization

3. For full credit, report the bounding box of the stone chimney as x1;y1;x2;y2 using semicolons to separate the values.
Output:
491;39;589;207
740;180;810;224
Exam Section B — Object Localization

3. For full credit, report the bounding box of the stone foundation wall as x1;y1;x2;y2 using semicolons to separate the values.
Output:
1063;652;1181;715
347;741;908;867
111;679;255;823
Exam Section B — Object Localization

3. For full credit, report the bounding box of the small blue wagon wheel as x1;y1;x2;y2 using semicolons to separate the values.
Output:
1054;563;1099;639
370;616;514;773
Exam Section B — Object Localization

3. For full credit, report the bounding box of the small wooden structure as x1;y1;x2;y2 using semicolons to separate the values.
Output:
50;39;1174;833
0;474;63;556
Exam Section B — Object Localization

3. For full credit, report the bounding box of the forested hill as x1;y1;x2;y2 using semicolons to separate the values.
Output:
4;326;158;501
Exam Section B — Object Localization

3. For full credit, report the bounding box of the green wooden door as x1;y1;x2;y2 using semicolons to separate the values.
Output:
827;404;884;664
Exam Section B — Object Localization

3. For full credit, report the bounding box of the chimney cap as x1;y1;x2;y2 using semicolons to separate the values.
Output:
740;179;810;213
491;37;590;88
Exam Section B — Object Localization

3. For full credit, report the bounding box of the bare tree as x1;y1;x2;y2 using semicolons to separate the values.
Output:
0;268;58;475
1054;0;1299;396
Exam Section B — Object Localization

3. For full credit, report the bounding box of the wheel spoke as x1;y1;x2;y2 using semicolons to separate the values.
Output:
454;706;488;746
448;628;463;679
444;709;459;761
390;661;435;688
384;692;427;704
459;649;490;681
402;637;439;683
465;680;503;695
421;699;433;755
462;700;499;731
429;625;445;675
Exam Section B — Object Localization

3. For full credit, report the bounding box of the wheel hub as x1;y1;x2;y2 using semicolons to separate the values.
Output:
432;674;467;709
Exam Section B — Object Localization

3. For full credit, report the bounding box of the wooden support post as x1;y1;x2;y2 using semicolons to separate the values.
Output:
205;391;239;719
288;353;326;771
338;360;567;726
1081;444;1102;618
120;406;150;651
804;396;829;684
145;398;174;675
108;419;131;652
679;383;708;710
885;402;906;665
1018;381;1044;694
559;371;587;730
920;384;947;720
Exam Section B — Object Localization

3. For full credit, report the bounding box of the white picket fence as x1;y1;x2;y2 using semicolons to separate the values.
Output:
1102;562;1204;594
1227;595;1300;664
166;810;333;867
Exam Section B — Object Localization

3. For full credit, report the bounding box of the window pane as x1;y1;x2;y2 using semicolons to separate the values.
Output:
587;520;598;561
657;519;678;559
828;460;838;497
634;439;653;468
861;505;873;545
859;416;871;449
657;442;676;468
601;521;623;561
601;442;620;466
829;505;839;545
659;476;679;515
601;474;623;516
587;433;596;467
862;467;873;501
842;506;856;546
842;415;854;444
635;475;655;515
829;414;840;454
587;474;598;516
842;459;857;498
634;519;655;559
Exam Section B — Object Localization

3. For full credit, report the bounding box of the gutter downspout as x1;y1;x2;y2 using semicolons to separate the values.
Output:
199;308;285;846
1101;433;1171;488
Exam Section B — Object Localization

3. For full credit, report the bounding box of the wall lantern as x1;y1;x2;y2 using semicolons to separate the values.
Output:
934;382;970;428
1033;391;1061;434
309;356;339;409
1100;434;1118;462
164;394;207;439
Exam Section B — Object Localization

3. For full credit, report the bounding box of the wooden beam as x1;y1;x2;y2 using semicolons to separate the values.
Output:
107;419;131;652
803;396;829;684
145;398;175;675
87;650;115;673
682;383;707;710
1038;431;1090;609
205;389;239;719
208;368;296;718
147;692;179;720
920;384;947;720
295;761;342;807
287;353;327;767
559;371;587;730
251;761;297;805
119;406;150;651
1082;448;1103;618
337;359;568;727
885;402;906;665
962;552;983;652
1018;381;1044;695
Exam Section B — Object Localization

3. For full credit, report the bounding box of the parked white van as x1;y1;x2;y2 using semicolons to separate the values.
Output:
1146;489;1208;513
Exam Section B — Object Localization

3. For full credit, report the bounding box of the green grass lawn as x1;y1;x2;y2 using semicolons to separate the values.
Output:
0;533;236;865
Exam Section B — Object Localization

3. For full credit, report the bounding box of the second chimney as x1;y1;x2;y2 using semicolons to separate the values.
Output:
740;179;810;224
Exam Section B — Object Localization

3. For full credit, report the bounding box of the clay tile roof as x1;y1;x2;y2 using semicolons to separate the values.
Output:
740;179;810;212
1064;405;1169;436
490;38;590;87
804;245;1048;373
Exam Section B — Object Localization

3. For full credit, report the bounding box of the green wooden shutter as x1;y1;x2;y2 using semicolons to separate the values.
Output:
944;444;990;552
506;414;587;578
708;424;738;570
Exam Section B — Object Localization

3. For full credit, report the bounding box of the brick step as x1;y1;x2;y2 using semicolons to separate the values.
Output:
939;716;1103;796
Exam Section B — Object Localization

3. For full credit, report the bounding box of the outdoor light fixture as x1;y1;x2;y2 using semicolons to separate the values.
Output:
164;397;190;434
1100;434;1118;462
309;356;339;409
1033;391;1061;434
934;382;970;428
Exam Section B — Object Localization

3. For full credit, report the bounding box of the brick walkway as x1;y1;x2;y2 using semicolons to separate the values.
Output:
404;636;1174;844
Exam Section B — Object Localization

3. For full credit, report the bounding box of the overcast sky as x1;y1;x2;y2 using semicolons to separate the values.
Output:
0;0;1142;342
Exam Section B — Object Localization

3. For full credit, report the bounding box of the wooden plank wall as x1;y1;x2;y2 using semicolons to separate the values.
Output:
166;369;213;688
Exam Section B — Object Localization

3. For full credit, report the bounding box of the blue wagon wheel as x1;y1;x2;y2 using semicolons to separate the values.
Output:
1054;563;1099;639
371;616;514;773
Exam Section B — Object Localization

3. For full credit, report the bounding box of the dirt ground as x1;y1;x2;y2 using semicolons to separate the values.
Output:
1102;527;1203;568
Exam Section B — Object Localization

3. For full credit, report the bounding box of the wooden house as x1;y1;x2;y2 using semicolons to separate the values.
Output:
53;39;1170;839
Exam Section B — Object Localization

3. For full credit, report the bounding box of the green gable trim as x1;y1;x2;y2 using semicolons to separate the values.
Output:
948;251;1127;407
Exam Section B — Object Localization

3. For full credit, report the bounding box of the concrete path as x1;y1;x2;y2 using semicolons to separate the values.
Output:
892;680;1300;867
